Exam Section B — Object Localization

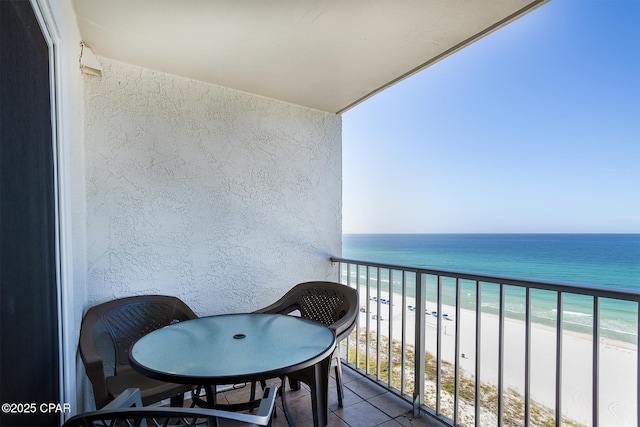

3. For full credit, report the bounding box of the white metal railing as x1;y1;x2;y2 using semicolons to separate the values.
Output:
331;257;640;427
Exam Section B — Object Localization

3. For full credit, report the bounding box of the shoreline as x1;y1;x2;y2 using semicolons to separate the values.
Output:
357;292;638;426
366;291;638;349
396;284;638;347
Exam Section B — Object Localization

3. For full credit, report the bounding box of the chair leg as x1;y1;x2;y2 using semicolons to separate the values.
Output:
334;356;344;407
288;377;301;391
251;379;269;400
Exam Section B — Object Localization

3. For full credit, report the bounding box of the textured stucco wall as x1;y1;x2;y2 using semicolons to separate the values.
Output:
84;58;342;315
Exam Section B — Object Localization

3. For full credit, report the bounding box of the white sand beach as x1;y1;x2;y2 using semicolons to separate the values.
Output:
355;292;638;426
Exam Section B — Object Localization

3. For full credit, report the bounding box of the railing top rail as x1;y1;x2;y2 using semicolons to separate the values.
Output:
331;256;640;302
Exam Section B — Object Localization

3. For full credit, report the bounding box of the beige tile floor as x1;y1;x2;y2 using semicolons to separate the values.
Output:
209;367;444;427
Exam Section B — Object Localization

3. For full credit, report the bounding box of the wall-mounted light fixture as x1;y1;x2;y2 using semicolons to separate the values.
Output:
79;41;102;76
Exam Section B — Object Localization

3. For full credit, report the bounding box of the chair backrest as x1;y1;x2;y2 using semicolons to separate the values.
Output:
79;295;197;408
62;386;278;427
257;281;359;341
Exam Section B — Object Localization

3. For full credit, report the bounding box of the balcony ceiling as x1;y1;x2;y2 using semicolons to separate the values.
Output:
72;0;548;114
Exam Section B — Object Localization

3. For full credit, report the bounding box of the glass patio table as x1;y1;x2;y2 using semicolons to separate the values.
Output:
129;313;336;427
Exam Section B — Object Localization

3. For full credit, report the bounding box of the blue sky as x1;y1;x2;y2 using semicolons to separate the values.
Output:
342;0;640;234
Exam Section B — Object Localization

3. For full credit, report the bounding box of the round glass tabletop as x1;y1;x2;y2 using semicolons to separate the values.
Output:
130;313;336;384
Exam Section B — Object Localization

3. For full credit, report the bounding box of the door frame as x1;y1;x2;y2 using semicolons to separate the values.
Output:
29;0;76;420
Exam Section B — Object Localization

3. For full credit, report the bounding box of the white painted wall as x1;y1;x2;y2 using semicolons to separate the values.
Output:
40;0;342;414
83;57;342;316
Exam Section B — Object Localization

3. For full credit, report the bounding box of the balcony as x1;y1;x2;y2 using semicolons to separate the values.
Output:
320;257;639;427
208;256;639;426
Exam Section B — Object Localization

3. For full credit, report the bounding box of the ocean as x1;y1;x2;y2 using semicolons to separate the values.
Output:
342;234;640;344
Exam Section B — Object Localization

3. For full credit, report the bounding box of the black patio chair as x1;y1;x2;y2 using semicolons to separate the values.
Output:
62;385;278;427
254;281;359;407
79;295;198;409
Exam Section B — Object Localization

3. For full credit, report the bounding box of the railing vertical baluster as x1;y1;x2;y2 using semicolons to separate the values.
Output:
366;265;372;375
356;263;360;367
375;267;381;379
475;280;482;426
525;287;531;427
388;269;393;387
345;262;349;285
343;263;350;363
556;292;563;427
593;296;600;427
401;270;408;395
350;263;356;367
360;264;366;374
436;275;442;415
454;278;461;426
637;301;640;427
498;284;505;427
413;272;426;418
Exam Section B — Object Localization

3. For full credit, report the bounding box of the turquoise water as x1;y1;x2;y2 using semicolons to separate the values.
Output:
342;234;640;344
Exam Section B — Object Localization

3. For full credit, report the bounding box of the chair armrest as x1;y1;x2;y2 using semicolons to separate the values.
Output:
102;388;143;410
331;316;355;337
329;306;358;341
217;385;278;427
253;298;298;315
78;313;111;408
63;386;278;427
